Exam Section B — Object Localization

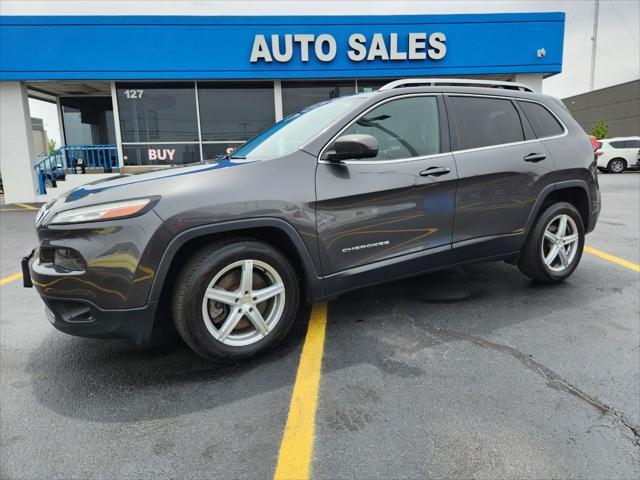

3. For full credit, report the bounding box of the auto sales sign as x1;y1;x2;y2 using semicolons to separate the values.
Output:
250;32;447;63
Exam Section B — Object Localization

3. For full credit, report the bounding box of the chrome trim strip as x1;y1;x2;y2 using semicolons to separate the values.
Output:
337;152;452;165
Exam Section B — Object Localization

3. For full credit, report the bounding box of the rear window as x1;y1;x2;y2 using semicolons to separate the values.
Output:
449;96;524;150
518;100;564;138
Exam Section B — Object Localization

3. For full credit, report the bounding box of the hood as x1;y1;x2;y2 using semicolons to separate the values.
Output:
47;159;256;213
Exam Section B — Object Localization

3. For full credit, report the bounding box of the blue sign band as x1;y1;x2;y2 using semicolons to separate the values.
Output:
0;13;564;81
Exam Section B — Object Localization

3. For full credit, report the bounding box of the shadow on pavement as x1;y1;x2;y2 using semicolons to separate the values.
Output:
27;261;601;423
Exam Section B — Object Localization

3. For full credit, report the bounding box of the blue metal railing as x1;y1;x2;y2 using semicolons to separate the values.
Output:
34;144;119;194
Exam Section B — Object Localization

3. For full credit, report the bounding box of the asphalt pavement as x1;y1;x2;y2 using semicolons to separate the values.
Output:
1;173;638;479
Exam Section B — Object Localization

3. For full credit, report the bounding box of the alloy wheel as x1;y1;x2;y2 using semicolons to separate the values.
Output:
541;214;580;273
610;160;625;173
201;259;286;347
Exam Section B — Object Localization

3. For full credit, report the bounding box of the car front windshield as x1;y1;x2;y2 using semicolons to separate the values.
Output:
230;96;365;161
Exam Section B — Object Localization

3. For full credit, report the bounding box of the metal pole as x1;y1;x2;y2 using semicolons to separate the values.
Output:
590;0;600;91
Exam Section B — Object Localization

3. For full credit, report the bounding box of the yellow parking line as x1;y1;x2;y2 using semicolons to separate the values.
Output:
14;203;38;211
274;303;328;480
585;246;640;273
0;272;23;286
0;208;31;212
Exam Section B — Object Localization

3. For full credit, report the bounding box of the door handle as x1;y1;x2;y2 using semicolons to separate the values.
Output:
420;166;451;177
524;153;546;163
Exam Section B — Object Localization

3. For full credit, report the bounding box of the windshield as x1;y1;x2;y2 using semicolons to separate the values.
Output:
230;96;366;161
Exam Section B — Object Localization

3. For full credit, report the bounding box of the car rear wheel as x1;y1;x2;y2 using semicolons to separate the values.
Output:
518;202;585;283
607;158;626;173
172;239;300;362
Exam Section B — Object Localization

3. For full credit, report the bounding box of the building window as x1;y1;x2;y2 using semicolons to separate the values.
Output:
198;82;275;141
116;82;200;165
116;82;199;143
282;80;355;117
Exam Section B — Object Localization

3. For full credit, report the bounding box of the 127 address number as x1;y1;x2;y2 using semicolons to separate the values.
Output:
124;89;144;99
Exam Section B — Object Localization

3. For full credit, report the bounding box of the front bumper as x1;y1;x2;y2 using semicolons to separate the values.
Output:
42;295;159;344
22;209;174;343
23;250;159;344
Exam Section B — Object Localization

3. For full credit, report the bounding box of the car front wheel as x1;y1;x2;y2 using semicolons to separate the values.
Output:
518;202;585;283
172;239;300;362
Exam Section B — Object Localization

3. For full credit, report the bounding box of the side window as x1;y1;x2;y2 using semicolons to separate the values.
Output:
518;101;565;138
339;96;440;161
624;140;640;148
450;96;524;150
610;141;625;149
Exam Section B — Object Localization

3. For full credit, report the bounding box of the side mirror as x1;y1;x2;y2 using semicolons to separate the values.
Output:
324;134;379;162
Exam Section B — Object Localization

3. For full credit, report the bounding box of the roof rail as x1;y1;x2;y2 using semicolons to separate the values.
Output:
378;78;534;93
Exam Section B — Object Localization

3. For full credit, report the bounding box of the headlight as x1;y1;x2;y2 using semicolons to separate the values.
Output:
49;198;155;225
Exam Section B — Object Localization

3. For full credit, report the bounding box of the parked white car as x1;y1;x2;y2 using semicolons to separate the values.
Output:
596;137;640;173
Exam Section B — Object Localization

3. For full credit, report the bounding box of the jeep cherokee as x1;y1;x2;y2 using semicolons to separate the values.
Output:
23;78;601;361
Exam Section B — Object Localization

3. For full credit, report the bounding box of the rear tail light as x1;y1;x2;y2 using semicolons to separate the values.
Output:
596;150;603;156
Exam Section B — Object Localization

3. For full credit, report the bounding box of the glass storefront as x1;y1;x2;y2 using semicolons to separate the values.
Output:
117;82;199;142
198;81;275;141
281;80;355;117
113;79;386;167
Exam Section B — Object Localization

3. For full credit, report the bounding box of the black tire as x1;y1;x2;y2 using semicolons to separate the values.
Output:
172;239;300;362
607;158;626;174
518;202;585;283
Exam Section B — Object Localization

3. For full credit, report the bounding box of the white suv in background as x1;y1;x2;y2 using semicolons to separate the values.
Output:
596;137;640;173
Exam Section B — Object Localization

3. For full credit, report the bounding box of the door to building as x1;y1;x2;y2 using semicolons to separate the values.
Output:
60;96;116;146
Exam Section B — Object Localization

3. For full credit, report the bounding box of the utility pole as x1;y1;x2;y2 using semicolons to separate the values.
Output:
589;0;600;91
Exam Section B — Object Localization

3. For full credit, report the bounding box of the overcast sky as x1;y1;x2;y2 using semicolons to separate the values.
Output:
19;0;640;143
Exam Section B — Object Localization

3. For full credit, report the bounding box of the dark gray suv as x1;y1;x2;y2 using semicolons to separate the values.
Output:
23;78;601;361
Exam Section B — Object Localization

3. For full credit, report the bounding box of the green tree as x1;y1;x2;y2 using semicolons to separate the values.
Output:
47;138;57;154
590;119;609;139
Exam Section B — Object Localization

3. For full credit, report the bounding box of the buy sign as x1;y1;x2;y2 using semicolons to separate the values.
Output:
148;149;176;161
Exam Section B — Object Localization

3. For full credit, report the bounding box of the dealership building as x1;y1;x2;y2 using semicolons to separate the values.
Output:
0;10;565;203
